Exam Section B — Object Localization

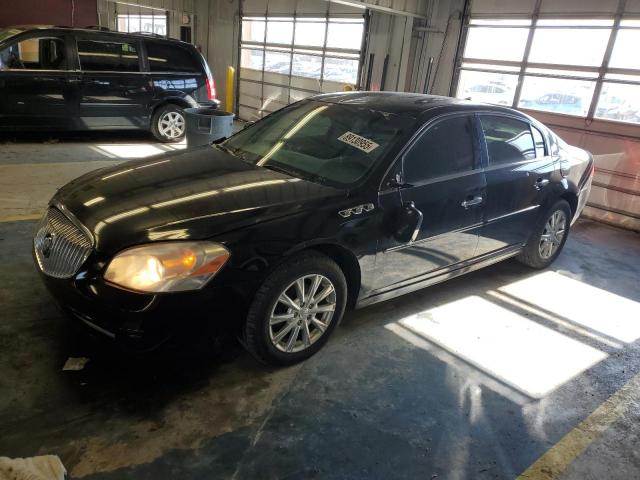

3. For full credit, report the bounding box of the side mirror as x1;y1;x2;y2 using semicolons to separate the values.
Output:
394;201;423;243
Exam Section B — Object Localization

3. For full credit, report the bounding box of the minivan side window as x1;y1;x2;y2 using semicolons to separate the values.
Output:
531;125;546;158
403;115;476;184
480;115;535;166
0;37;66;71
146;41;200;73
77;39;139;72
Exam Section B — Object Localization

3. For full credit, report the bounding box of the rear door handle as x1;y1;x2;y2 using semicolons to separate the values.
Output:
535;178;550;190
461;196;483;208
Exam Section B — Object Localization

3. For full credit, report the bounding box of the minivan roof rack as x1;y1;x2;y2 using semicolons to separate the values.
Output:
85;25;111;31
130;31;167;38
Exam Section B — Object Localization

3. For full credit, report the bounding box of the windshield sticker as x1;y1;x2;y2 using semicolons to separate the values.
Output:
337;132;380;153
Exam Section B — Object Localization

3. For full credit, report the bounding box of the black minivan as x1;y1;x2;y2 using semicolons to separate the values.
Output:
0;26;218;142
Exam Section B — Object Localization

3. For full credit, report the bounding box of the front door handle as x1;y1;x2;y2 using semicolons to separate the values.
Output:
461;195;483;209
535;178;550;190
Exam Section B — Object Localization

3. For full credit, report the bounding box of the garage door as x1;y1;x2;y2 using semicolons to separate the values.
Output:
238;14;365;121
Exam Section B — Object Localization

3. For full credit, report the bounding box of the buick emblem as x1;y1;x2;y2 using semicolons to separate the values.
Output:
42;233;54;258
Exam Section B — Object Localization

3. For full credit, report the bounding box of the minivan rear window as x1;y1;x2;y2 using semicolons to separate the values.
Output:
146;41;201;73
78;39;140;72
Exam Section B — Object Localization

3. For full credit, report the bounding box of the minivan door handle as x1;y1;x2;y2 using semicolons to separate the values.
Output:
461;195;483;209
535;178;550;190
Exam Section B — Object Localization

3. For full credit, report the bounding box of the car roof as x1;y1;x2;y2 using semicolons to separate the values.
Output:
3;25;192;46
313;91;530;121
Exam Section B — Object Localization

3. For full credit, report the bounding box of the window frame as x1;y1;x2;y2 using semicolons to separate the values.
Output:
0;32;71;72
377;113;483;191
476;111;548;172
452;6;640;127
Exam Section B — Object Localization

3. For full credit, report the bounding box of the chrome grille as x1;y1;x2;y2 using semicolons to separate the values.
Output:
34;208;93;278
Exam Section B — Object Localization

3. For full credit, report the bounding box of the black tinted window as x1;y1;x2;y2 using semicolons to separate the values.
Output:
480;116;535;165
403;116;476;183
146;42;201;73
78;39;139;72
0;37;66;70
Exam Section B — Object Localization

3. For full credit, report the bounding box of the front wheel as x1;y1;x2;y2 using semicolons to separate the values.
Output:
517;200;571;269
243;252;347;366
151;104;186;143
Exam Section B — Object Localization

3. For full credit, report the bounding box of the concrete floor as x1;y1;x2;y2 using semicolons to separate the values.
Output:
1;133;640;479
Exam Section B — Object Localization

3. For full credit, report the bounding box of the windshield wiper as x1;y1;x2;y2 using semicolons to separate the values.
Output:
262;163;297;178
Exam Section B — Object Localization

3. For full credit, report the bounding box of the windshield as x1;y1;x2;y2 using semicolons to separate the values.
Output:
0;28;23;44
223;100;416;187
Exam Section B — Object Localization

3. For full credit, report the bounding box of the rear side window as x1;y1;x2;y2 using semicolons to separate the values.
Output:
77;39;139;72
403;115;476;184
480;115;535;165
531;125;546;157
0;36;66;70
146;42;201;73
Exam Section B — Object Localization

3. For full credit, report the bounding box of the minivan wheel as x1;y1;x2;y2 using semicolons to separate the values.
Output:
151;104;186;143
517;199;571;269
243;252;347;366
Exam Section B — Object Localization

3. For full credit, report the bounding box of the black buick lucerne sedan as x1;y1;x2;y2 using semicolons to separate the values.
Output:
33;92;593;365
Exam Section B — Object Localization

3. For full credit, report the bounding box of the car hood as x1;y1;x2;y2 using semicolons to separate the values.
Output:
53;146;345;254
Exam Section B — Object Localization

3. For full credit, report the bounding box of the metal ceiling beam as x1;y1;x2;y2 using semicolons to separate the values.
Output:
325;0;428;19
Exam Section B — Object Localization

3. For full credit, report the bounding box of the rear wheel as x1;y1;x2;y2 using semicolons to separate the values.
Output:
151;104;185;143
243;252;347;366
517;200;571;269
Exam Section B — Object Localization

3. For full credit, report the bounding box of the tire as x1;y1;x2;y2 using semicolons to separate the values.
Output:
151;104;186;143
517;199;572;269
243;252;348;366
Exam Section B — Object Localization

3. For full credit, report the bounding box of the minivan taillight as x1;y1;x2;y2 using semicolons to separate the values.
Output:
206;77;216;101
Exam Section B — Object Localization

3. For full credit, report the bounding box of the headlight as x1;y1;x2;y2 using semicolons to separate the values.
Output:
104;242;230;293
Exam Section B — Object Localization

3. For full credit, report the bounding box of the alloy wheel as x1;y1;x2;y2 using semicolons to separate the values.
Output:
158;111;185;139
268;274;337;353
539;210;567;259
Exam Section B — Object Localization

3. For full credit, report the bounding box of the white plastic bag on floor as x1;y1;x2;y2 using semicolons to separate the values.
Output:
0;455;66;480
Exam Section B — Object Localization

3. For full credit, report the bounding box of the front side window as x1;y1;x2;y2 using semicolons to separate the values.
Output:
480;115;535;165
223;100;415;187
77;39;139;72
146;42;200;73
403;116;476;184
0;36;66;71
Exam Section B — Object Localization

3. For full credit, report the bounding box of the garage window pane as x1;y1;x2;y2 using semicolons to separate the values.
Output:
595;83;640;124
528;28;611;67
266;19;294;45
519;76;595;116
326;21;364;50
455;70;518;105
292;53;322;79
264;50;290;74
609;30;640;70
463;27;529;62
242;18;265;43
294;19;326;47
241;48;264;70
323;57;359;84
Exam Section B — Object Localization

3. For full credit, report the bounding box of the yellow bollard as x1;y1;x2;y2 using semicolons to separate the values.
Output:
226;66;235;112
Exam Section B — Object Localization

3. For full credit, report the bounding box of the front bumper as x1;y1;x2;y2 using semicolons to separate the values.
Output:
38;260;239;351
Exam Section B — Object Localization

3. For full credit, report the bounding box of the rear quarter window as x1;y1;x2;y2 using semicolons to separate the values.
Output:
146;41;201;73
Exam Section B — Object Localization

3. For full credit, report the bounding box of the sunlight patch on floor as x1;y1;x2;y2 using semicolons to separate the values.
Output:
91;142;185;159
387;295;606;398
500;271;640;343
